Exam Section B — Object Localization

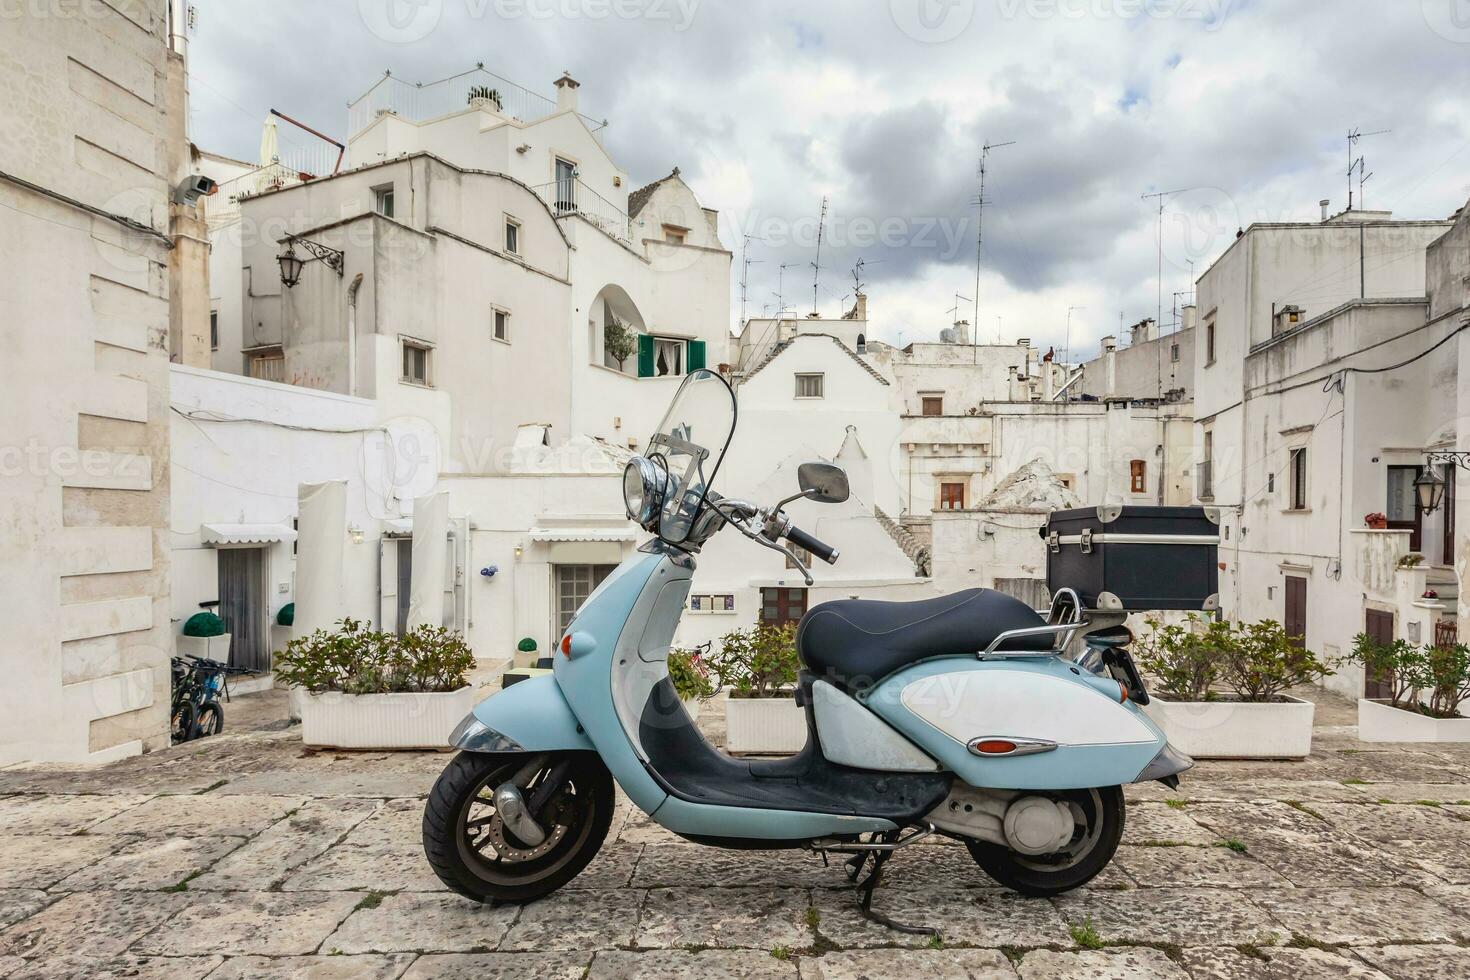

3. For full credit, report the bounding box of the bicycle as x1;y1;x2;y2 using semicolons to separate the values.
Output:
170;655;248;742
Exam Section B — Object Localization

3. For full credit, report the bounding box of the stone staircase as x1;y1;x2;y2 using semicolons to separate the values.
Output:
875;505;931;577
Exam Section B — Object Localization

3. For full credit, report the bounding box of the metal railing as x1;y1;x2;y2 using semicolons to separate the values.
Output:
530;177;636;244
347;67;607;140
1435;620;1458;650
206;163;303;226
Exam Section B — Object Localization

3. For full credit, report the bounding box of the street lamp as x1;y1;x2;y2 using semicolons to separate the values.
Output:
1415;467;1445;515
277;243;304;288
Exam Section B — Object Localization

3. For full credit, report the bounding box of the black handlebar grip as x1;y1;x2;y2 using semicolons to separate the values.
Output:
785;524;839;565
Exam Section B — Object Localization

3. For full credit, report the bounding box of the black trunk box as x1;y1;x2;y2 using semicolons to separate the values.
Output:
1041;505;1221;612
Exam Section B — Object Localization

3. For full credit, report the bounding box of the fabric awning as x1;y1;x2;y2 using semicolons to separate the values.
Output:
528;525;637;543
201;523;297;546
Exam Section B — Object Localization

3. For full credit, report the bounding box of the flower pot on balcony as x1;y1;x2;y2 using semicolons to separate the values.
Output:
298;686;477;749
1142;695;1316;759
724;696;806;754
1358;698;1470;742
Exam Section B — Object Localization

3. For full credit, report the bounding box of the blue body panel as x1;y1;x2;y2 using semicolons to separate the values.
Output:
865;657;1167;790
472;551;896;840
469;674;593;752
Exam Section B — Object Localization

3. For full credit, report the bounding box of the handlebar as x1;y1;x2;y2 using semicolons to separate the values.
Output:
784;524;839;565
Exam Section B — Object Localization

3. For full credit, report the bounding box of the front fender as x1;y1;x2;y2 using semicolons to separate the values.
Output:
449;674;594;753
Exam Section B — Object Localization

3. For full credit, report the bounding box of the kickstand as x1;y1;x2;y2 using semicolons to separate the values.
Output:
848;835;939;938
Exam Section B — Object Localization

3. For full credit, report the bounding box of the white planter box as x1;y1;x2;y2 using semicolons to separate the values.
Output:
724;696;806;754
299;686;477;749
1358;698;1470;742
1142;695;1315;759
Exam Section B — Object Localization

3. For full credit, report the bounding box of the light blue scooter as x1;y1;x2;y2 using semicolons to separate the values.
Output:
422;369;1191;932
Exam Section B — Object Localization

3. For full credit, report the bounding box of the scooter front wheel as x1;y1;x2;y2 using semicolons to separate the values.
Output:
422;750;614;904
965;786;1124;897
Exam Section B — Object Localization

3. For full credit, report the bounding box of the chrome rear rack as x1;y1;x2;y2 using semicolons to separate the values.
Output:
979;587;1086;658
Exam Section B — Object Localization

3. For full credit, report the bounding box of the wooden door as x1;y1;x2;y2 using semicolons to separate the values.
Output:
1386;465;1423;552
1283;576;1307;648
1364;608;1395;699
760;587;808;627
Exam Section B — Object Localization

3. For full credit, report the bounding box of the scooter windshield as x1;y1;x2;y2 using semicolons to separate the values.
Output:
647;368;737;543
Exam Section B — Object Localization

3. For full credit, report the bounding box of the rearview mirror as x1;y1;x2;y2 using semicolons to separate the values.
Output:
798;462;850;504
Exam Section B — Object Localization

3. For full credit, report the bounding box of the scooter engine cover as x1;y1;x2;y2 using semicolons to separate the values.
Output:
1004;796;1075;855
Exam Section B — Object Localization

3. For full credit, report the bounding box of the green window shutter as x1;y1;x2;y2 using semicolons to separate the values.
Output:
637;334;655;377
687;339;706;371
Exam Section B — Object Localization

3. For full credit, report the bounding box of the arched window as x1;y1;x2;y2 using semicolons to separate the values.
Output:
855;333;867;354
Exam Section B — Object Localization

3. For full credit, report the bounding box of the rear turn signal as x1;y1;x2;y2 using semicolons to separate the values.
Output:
560;634;572;657
1118;681;1129;703
973;739;1018;755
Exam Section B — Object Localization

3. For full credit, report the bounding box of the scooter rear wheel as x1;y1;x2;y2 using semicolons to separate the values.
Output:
422;750;614;904
965;786;1124;897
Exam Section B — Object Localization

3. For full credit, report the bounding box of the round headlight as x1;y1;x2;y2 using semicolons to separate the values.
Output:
624;457;662;528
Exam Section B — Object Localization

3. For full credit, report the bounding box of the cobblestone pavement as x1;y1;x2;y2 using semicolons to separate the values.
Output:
4;689;1470;978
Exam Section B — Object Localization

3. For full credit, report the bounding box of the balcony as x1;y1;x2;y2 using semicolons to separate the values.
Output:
531;177;635;245
347;67;607;141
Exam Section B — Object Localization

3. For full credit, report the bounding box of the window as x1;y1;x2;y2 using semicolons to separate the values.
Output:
554;157;577;212
939;481;966;510
661;224;687;245
247;346;284;382
374;186;395;218
402;339;431;385
210;310;219;351
504;216;520;255
760;587;807;626
1387;464;1424;551
1169;343;1179;363
1199;429;1214;499
492;307;510;343
856;333;866;354
1205;319;1216;365
1288;447;1308;510
795;373;824;398
654;337;684;376
921;394;944;417
786;545;811;570
1130;459;1147;494
555;564;616;635
689;594;735;614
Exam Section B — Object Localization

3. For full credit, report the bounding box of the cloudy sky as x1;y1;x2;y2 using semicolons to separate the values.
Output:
189;0;1470;358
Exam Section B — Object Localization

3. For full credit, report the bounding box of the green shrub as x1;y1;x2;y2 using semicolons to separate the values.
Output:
1138;615;1332;703
276;603;294;627
517;637;539;653
1218;618;1333;702
667;648;716;701
182;611;225;638
1135;614;1222;702
1349;632;1470;718
274;617;475;695
706;623;799;699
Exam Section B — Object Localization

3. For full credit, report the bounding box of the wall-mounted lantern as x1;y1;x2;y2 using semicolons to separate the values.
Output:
277;237;344;288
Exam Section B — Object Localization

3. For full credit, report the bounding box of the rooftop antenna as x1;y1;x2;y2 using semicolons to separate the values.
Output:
994;314;1003;345
946;293;972;323
773;262;796;315
738;233;765;328
1141;186;1190;393
811;196;828;317
1064;305;1086;363
970;140;1016;333
1346;127;1389;211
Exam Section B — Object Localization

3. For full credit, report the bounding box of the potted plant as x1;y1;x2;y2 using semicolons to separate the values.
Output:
603;317;638;373
667;647;716;718
179;610;232;663
1350;633;1470;741
517;636;544;668
274;617;478;749
707;623;804;753
1137;615;1329;758
466;84;501;111
1364;511;1389;529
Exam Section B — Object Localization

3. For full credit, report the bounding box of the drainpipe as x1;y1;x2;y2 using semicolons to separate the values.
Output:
347;273;362;397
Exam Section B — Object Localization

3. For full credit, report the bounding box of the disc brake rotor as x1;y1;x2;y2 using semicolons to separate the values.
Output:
480;792;574;862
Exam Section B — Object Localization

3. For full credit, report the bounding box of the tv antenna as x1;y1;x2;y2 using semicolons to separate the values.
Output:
811;196;828;316
970;140;1016;332
1346;127;1389;211
1064;305;1087;364
946;292;972;323
1141;186;1191;378
738;233;765;328
772;262;796;315
994;314;1003;344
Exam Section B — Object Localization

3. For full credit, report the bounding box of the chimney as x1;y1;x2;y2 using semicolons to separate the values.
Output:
1016;337;1030;348
1101;335;1117;353
853;292;867;321
1181;304;1197;333
554;72;580;112
953;319;969;344
1319;198;1330;222
1104;341;1117;397
1130;318;1155;345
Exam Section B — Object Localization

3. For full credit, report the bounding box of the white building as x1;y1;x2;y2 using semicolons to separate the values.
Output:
1;1;185;762
1193;203;1468;699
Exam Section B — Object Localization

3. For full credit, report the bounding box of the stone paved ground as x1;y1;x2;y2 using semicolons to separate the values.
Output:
4;688;1470;978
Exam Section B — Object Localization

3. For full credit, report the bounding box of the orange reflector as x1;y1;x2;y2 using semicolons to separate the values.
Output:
1118;682;1129;703
560;634;572;657
973;739;1017;755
